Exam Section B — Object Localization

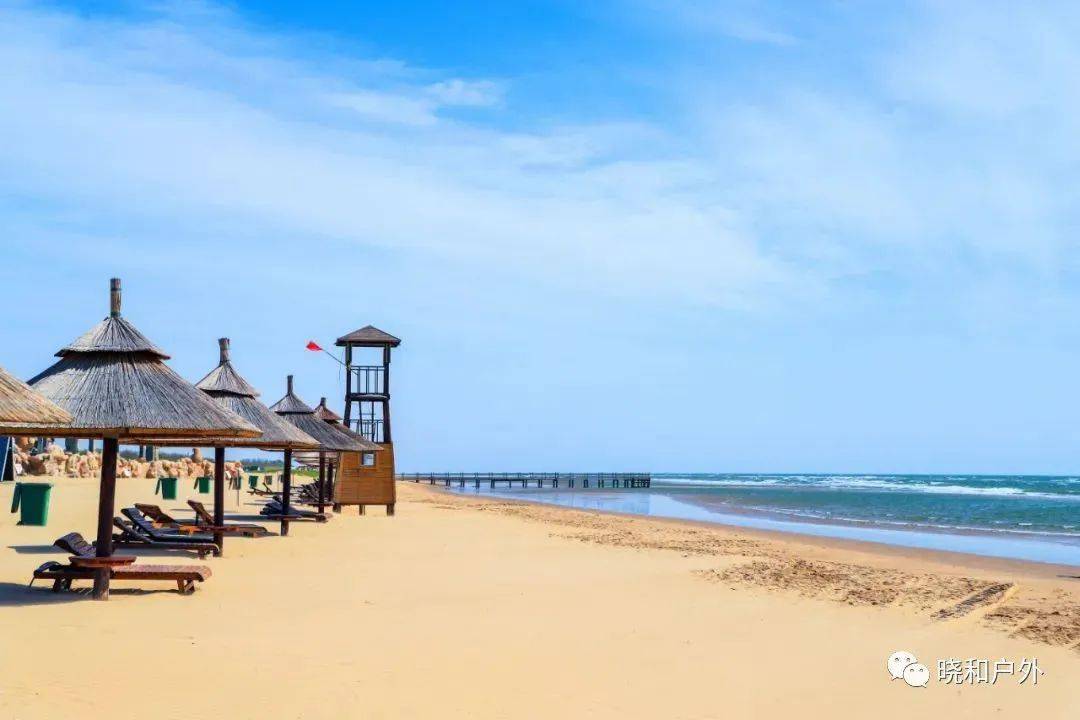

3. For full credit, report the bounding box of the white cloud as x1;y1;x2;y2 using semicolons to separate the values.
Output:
0;1;789;309
681;0;1080;304
326;80;502;125
325;91;439;126
3;0;1079;323
426;79;503;108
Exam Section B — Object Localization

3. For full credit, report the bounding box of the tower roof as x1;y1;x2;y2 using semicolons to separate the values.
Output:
335;325;401;347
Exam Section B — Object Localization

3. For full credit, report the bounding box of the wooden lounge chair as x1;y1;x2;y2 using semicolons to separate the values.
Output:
248;481;278;497
185;500;269;537
134;502;269;537
113;512;221;558
122;507;218;537
253;482;321;506
51;528;213;560
133;503;184;528
296;484;329;506
260;497;329;523
53;532;98;557
30;532;211;594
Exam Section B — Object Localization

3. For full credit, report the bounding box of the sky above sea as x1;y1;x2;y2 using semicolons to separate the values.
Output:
3;1;1080;473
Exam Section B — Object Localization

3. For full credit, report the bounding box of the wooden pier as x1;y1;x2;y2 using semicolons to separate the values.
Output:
397;472;651;490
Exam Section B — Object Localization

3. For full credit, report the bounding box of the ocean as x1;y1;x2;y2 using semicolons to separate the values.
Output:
450;473;1080;566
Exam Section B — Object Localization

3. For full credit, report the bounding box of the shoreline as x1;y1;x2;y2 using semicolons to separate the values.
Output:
445;485;1080;567
414;483;1080;655
437;485;1080;580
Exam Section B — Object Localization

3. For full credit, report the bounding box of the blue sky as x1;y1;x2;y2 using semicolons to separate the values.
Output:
3;0;1080;473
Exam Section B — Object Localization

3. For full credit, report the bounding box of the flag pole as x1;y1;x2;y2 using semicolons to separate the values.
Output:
306;341;345;367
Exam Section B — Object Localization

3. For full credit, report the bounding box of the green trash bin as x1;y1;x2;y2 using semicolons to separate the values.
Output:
248;475;259;489
155;476;178;500
10;482;53;526
195;476;211;494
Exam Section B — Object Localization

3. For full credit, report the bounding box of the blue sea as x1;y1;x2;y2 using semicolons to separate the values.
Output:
450;473;1080;566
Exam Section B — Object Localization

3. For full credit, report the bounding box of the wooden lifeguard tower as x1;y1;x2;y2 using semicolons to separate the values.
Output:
335;325;401;514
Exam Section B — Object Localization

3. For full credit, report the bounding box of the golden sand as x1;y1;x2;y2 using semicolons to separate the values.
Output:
1;477;1077;719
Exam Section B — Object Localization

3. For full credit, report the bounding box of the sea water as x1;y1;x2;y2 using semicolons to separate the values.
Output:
451;474;1080;566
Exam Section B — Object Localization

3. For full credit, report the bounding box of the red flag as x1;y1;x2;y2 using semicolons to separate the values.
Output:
306;341;323;352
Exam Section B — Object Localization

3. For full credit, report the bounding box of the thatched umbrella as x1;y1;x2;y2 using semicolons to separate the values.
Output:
312;397;342;424
0;365;73;482
270;376;379;520
145;338;320;549
0;365;72;432
25;279;260;599
310;397;343;501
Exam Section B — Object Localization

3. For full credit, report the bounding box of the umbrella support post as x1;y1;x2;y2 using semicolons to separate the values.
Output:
317;453;326;515
280;449;292;536
328;462;338;513
213;447;225;555
92;437;119;601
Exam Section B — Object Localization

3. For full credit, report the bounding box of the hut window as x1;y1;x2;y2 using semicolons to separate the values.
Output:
362;452;376;466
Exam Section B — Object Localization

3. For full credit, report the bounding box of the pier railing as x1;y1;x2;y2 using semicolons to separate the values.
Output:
396;472;651;489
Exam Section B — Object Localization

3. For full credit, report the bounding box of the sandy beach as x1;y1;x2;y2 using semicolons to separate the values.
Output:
1;477;1077;719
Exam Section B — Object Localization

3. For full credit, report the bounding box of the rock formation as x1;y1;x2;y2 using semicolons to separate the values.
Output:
13;443;245;480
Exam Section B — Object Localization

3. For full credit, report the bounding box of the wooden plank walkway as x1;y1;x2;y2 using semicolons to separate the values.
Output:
396;472;651;489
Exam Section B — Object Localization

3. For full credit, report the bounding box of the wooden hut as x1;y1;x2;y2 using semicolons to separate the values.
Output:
25;279;260;598
146;338;320;543
269;376;379;516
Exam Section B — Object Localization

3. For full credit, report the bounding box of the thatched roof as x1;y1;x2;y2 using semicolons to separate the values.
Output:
148;393;320;450
0;364;73;433
26;279;261;441
147;339;319;450
194;338;260;397
270;376;380;452
59;316;168;358
335;325;401;347
268;375;314;415
313;397;342;424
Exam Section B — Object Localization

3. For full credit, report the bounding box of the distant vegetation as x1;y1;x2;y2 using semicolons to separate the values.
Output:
118;449;190;461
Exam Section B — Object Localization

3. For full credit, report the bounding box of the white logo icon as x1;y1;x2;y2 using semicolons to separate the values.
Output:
887;651;917;680
888;651;929;687
903;663;930;688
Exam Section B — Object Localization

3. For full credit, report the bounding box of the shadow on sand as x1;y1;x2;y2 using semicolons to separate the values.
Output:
0;580;86;606
7;544;63;555
0;581;195;606
8;543;216;559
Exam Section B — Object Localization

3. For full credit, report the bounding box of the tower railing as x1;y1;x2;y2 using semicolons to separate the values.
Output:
352;418;385;443
348;365;386;395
